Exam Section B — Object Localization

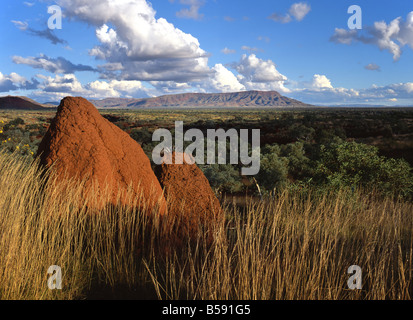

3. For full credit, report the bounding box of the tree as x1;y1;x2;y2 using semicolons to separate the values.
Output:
202;164;244;194
256;144;289;191
315;141;413;198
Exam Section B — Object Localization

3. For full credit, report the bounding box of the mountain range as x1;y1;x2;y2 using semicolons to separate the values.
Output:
0;91;311;110
91;90;310;108
0;96;53;110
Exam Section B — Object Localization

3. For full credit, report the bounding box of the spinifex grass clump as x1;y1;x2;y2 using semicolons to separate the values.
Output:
0;151;166;300
0;150;412;300
146;190;413;300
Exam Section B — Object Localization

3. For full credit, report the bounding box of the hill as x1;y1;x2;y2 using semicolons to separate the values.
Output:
0;96;50;110
92;90;310;108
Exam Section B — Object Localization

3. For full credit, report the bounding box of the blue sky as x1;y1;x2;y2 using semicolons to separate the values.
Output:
1;0;413;105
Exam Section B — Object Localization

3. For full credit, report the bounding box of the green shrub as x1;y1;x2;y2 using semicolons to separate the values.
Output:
315;141;413;198
256;144;289;191
202;164;244;194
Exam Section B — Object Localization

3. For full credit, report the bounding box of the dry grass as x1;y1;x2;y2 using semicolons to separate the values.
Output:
0;151;412;300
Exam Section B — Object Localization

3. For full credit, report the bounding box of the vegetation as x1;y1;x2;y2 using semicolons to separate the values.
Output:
0;151;411;300
0;107;412;300
1;108;413;198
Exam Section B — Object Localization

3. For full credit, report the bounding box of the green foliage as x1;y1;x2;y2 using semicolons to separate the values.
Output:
201;164;244;193
287;123;315;142
256;144;289;191
1;118;36;157
130;128;153;145
279;142;313;180
315;141;413;198
4;117;25;130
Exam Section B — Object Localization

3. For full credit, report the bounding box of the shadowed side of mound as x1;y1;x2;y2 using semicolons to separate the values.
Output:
35;96;167;214
154;152;223;246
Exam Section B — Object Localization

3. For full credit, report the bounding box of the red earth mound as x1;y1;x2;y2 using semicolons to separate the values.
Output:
36;96;166;214
154;152;223;244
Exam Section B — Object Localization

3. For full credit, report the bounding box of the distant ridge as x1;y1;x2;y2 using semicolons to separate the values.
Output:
92;90;311;108
0;96;51;110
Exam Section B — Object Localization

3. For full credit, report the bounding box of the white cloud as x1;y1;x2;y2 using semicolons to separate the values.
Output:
56;0;210;82
288;74;413;105
87;79;146;98
289;2;311;21
268;2;311;23
0;71;38;92
149;81;192;95
0;72;18;92
36;74;86;95
231;54;289;92
311;74;333;89
32;73;150;100
204;64;245;93
330;12;413;61
404;83;413;93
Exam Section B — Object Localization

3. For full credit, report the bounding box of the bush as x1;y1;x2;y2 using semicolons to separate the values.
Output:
202;164;244;194
279;142;313;180
315;141;413;198
256;144;289;191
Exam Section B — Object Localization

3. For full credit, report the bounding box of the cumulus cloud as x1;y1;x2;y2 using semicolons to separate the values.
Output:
149;81;192;95
0;73;18;92
287;74;361;104
0;72;39;92
32;73;150;101
361;82;413;100
330;12;413;61
231;54;290;93
203;64;245;93
87;79;148;98
287;74;413;105
148;64;245;95
36;74;85;95
56;0;210;82
311;74;333;89
268;2;311;23
12;54;97;74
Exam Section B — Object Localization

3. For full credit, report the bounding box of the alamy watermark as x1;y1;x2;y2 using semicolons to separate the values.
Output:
47;265;62;290
348;5;362;30
347;265;362;290
47;5;62;30
152;121;261;176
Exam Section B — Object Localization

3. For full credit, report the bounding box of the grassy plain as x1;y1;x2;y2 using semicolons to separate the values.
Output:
0;107;412;300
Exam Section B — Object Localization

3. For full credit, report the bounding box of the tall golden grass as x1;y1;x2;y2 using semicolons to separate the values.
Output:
0;151;411;300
